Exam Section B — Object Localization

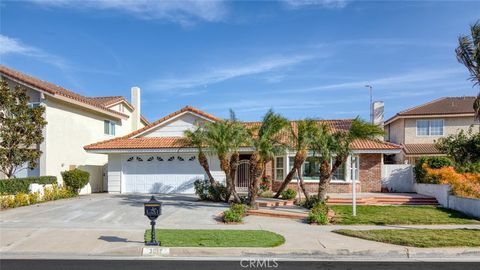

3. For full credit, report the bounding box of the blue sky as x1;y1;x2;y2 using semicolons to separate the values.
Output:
1;1;479;122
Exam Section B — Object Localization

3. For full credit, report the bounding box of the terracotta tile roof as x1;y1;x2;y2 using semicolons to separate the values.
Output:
89;96;150;124
85;108;400;151
403;144;442;155
0;65;127;118
386;96;476;124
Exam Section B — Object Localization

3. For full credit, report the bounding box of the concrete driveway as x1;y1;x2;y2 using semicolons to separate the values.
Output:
0;193;228;257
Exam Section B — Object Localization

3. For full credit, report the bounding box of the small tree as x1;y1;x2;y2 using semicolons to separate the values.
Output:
274;119;318;201
435;127;480;164
456;20;480;120
0;80;47;178
312;118;384;202
247;110;288;208
61;169;89;193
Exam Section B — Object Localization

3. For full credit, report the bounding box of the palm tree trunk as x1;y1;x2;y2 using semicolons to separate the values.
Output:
274;150;307;198
228;152;241;203
198;152;216;187
219;154;234;202
248;152;264;209
317;156;348;202
297;170;310;202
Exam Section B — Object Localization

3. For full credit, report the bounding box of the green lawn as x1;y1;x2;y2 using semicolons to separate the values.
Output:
330;205;479;225
144;229;285;247
334;229;480;247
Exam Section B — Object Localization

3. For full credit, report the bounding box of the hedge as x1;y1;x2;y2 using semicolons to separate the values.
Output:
0;176;57;194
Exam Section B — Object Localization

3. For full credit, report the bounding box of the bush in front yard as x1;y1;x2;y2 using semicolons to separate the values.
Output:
61;169;89;193
193;179;227;202
414;156;454;183
307;202;329;225
223;209;242;223
280;188;297;200
1;184;77;209
0;176;57;194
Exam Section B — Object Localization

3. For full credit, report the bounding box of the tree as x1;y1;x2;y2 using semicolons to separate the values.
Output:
435;126;480;164
274;119;318;201
204;111;249;203
312;118;384;202
456;20;480;120
247;110;288;208
182;124;217;187
0;80;47;178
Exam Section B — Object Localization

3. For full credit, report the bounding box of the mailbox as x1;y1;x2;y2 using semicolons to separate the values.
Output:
144;196;162;220
144;195;162;246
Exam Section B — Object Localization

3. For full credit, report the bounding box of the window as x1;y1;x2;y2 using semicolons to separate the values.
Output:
332;164;345;180
275;157;284;181
302;157;320;180
350;155;359;181
416;119;443;136
104;120;116;135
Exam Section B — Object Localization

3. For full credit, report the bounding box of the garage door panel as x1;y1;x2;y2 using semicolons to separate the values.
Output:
123;154;203;194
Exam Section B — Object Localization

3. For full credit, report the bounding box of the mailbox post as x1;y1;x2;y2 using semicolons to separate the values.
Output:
144;195;162;246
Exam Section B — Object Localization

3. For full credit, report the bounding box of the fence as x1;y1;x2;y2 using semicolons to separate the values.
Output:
381;164;414;192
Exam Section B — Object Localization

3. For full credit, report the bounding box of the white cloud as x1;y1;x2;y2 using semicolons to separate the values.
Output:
282;0;348;9
0;35;36;55
147;54;318;91
30;0;228;25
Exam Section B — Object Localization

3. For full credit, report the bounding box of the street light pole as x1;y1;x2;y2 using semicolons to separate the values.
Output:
365;85;373;124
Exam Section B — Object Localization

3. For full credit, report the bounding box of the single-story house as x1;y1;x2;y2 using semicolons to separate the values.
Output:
85;106;401;194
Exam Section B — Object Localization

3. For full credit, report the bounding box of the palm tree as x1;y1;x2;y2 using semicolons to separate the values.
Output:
456;20;480;120
312;118;384;202
247;110;288;208
182;125;217;187
274;119;318;201
204;111;249;203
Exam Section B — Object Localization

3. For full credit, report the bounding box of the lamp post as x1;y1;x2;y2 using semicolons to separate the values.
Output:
144;195;162;246
365;85;373;124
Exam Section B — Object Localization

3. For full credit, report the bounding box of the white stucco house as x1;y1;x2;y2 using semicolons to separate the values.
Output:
85;106;401;194
0;65;149;191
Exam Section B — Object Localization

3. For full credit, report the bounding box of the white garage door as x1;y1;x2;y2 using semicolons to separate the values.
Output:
122;154;204;194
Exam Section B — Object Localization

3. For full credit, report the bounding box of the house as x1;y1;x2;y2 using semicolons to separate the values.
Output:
85;106;401;194
384;96;479;164
0;65;149;191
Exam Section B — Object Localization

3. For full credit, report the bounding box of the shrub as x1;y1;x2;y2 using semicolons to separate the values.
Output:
230;203;247;216
193;179;227;202
424;165;480;199
223;209;242;223
414;156;454;183
259;190;274;198
280;188;297;200
307;202;329;225
13;193;30;207
0;176;57;194
61;169;89;193
456;162;480;174
28;192;40;204
0;195;14;209
259;176;272;192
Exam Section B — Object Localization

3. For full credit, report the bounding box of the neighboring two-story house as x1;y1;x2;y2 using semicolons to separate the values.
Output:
384;96;478;164
0;65;149;191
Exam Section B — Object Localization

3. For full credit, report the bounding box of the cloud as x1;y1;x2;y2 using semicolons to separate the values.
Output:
147;54;318;91
0;35;36;55
282;0;348;9
30;0;228;25
278;68;465;94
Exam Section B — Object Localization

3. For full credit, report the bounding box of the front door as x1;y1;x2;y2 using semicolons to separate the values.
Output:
235;159;250;192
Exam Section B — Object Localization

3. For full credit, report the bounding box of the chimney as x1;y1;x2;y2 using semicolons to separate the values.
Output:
131;86;141;130
373;101;385;139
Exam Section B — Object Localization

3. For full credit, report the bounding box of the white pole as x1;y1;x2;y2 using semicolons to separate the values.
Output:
352;174;357;216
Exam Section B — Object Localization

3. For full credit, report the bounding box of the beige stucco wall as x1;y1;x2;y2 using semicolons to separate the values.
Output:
403;116;478;144
43;97;137;192
385;118;405;144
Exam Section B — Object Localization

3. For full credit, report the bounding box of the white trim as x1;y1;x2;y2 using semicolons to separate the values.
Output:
351;149;400;154
385;113;474;125
132;111;217;138
87;146;255;154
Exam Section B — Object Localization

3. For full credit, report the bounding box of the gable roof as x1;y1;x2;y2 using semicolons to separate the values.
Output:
0;65;128;119
385;96;476;124
89;95;150;124
85;106;401;152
